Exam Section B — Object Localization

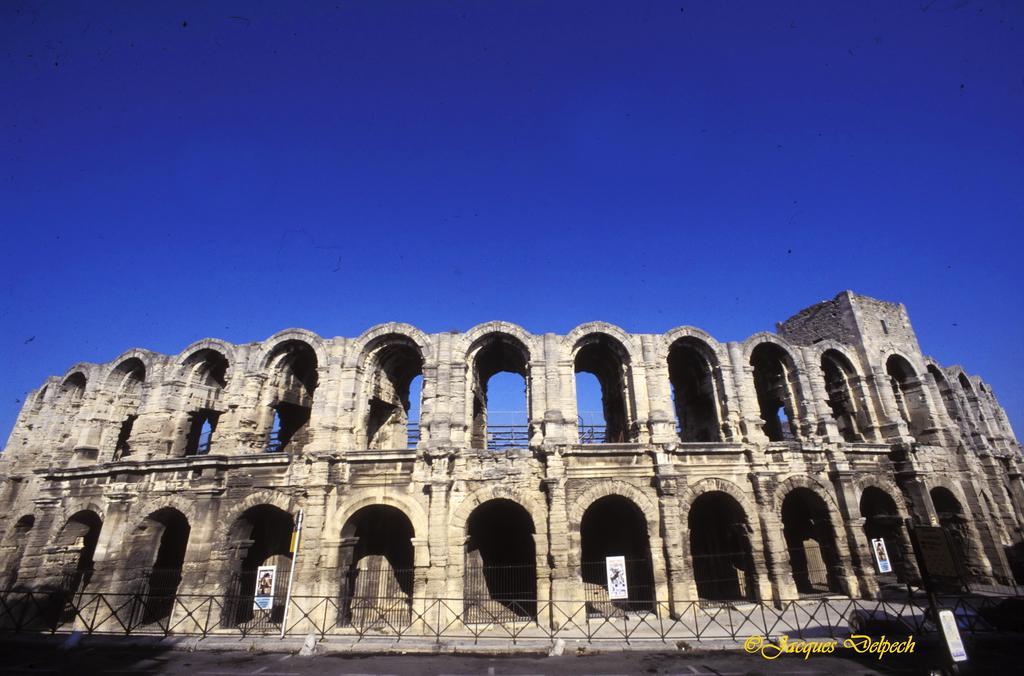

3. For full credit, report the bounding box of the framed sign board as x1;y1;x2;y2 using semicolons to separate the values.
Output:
871;538;892;574
605;556;628;600
253;565;277;610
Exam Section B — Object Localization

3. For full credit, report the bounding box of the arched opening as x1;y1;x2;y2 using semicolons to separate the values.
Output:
688;492;754;600
751;343;800;442
263;341;318;453
886;355;929;438
859;487;906;583
780;488;842;595
54;510;103;595
338;505;415;627
182;350;229;456
222;505;294;628
60;373;87;402
111;359;145;460
667;339;722;442
575;335;633;444
464;499;537;622
469;335;530;450
821;350;862;442
928;365;960;425
364;337;423;450
580;495;655;614
930;487;971;580
1;515;35;588
124;508;191;625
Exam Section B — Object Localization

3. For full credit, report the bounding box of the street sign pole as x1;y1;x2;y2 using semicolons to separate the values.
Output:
280;508;304;639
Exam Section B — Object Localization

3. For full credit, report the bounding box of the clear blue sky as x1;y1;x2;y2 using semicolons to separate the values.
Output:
1;1;1022;443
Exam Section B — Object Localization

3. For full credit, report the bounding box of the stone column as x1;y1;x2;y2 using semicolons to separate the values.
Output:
750;473;797;602
727;342;769;447
830;472;878;598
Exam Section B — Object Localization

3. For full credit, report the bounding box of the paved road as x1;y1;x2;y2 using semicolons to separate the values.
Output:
0;644;976;676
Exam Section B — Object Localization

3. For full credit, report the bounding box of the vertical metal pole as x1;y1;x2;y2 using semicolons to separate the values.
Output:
280;509;304;639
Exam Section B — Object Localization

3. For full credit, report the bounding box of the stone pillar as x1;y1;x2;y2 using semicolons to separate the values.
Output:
654;466;690;613
830;472;879;598
727;342;769;447
643;337;678;444
800;347;841;443
750;473;798;602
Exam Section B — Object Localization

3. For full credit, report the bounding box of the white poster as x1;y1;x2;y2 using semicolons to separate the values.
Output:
253;565;277;610
605;555;628;600
939;609;968;663
871;538;892;574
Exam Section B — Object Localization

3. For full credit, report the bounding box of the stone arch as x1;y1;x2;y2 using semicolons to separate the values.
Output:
215;490;297;543
666;335;728;442
851;475;911;518
328;492;429;542
356;332;426;450
173;339;237;383
129;494;201;530
450;485;546;540
777;481;845;595
58;370;90;400
748;337;807;441
681;477;760;521
686;489;758;600
102;351;154;391
661;326;729;367
819;347;869;442
570;330;638;444
254;328;329;371
463;321;535;360
564;322;641;362
772;475;842;514
350;323;432;366
740;332;801;364
568;480;660;535
464;329;533;449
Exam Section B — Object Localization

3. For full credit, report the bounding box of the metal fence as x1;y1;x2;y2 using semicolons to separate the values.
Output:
2;587;1021;644
485;425;530;449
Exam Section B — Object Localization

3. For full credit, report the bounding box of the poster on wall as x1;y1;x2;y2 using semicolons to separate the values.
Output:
605;555;628;600
871;538;892;574
253;565;277;610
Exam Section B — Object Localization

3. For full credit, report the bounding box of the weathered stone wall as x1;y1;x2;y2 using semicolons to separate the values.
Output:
0;291;1021;617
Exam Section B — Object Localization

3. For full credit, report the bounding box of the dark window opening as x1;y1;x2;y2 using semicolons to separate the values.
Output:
751;344;799;442
266;402;310;453
886;356;928;437
580;495;655;614
364;338;423;450
464;499;537;622
131;508;191;625
222;505;294;628
113;414;138;460
668;340;721;442
184;409;219;456
928;365;960;424
860;488;906;584
3;515;35;588
821;351;862;442
469;336;529;450
338;505;415;628
781;489;843;595
930;487;972;583
575;335;632;444
56;511;103;600
689;492;755;601
880;320;889;335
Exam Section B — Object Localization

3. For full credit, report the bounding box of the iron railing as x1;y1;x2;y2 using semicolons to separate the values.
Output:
406;423;420;448
578;424;607;444
1;588;1021;644
485;425;530;449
